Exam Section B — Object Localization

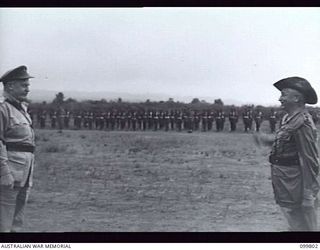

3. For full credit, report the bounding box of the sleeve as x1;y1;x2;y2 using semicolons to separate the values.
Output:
0;105;10;177
294;122;320;202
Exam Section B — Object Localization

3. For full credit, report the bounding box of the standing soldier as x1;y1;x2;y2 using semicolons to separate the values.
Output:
57;107;64;131
36;110;42;128
131;111;137;131
201;111;208;131
147;111;153;130
0;65;36;232
254;77;319;231
142;111;148;131
126;111;132;131
40;110;47;129
176;110;183;132
75;111;83;129
137;111;143;131
164;111;170;131
110;111;116;130
64;110;70;129
207;111;214;131
169;110;175;131
51;111;57;129
269;108;277;133
193;111;200;131
153;111;160;131
120;112;126;130
215;108;225;132
228;106;238;132
88;112;94;129
242;107;253;132
254;108;263;132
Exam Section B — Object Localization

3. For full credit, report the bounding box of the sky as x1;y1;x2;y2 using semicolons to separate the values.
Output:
0;7;320;105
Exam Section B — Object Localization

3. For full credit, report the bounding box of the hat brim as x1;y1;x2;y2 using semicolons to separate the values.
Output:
274;79;318;105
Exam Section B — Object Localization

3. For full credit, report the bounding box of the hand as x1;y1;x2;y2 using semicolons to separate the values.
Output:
0;173;14;188
253;133;274;147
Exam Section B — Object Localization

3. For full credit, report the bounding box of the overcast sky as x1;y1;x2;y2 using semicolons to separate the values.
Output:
0;7;320;105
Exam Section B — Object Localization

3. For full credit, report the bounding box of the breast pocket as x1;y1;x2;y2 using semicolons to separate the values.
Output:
8;116;31;139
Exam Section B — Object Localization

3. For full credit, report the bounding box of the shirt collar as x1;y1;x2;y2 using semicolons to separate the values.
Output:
282;108;305;125
3;91;28;110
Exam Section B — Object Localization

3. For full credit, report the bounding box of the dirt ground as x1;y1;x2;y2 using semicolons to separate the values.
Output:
22;127;304;232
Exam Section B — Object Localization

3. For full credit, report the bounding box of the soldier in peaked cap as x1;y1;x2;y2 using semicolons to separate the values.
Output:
254;77;319;231
0;66;36;232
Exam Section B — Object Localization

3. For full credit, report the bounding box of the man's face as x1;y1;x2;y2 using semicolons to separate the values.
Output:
7;79;30;102
278;88;301;111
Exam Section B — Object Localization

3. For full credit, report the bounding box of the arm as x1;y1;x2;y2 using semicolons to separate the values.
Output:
0;106;14;187
253;133;275;147
294;124;320;207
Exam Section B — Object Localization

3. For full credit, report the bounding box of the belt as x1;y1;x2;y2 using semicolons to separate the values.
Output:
269;155;299;166
6;143;35;153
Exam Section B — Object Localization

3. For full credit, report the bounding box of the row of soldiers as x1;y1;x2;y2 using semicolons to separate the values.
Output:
31;107;280;133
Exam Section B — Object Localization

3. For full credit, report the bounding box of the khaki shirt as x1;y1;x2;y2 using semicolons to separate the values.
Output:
270;109;320;207
0;92;35;187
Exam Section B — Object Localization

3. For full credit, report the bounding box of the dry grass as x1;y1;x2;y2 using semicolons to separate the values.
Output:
25;125;303;232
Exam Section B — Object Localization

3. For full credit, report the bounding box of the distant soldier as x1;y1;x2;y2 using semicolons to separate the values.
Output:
36;110;42;128
137;111;143;130
75;111;83;129
148;111;154;130
193;111;200;131
142;111;148;131
176;111;183;132
51;111;57;129
153;111;160;131
170;110;175;130
242;107;253;132
64;110;70;129
215;109;225;132
254;109;263;132
269;108;278;133
57;107;64;131
83;112;89;128
164;111;170;131
40;110;47;129
120;112;126;130
93;112;98;129
131;111;137;131
207;111;214;131
110;111;116;130
184;111;193;133
228;106;238;132
126;111;132;130
201;111;208;131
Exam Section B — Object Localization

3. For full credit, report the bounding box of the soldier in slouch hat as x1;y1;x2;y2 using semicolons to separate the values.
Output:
254;76;319;231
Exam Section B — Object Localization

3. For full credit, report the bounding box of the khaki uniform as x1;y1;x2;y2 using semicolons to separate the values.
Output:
269;109;319;231
0;92;35;232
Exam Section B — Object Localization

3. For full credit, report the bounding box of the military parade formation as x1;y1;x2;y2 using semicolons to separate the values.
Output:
27;106;288;133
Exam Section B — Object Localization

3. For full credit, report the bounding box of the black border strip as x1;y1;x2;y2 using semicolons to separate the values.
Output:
1;232;320;243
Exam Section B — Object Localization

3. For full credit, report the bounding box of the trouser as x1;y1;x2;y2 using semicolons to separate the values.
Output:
0;185;30;232
280;206;318;231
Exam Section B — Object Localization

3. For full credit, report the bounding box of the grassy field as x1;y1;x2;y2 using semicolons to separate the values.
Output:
24;127;293;232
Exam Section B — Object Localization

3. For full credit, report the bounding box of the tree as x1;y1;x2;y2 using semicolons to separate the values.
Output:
191;98;200;104
214;99;224;106
52;92;65;107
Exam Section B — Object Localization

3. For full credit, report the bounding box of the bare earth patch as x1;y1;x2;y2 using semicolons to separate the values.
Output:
23;128;297;232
